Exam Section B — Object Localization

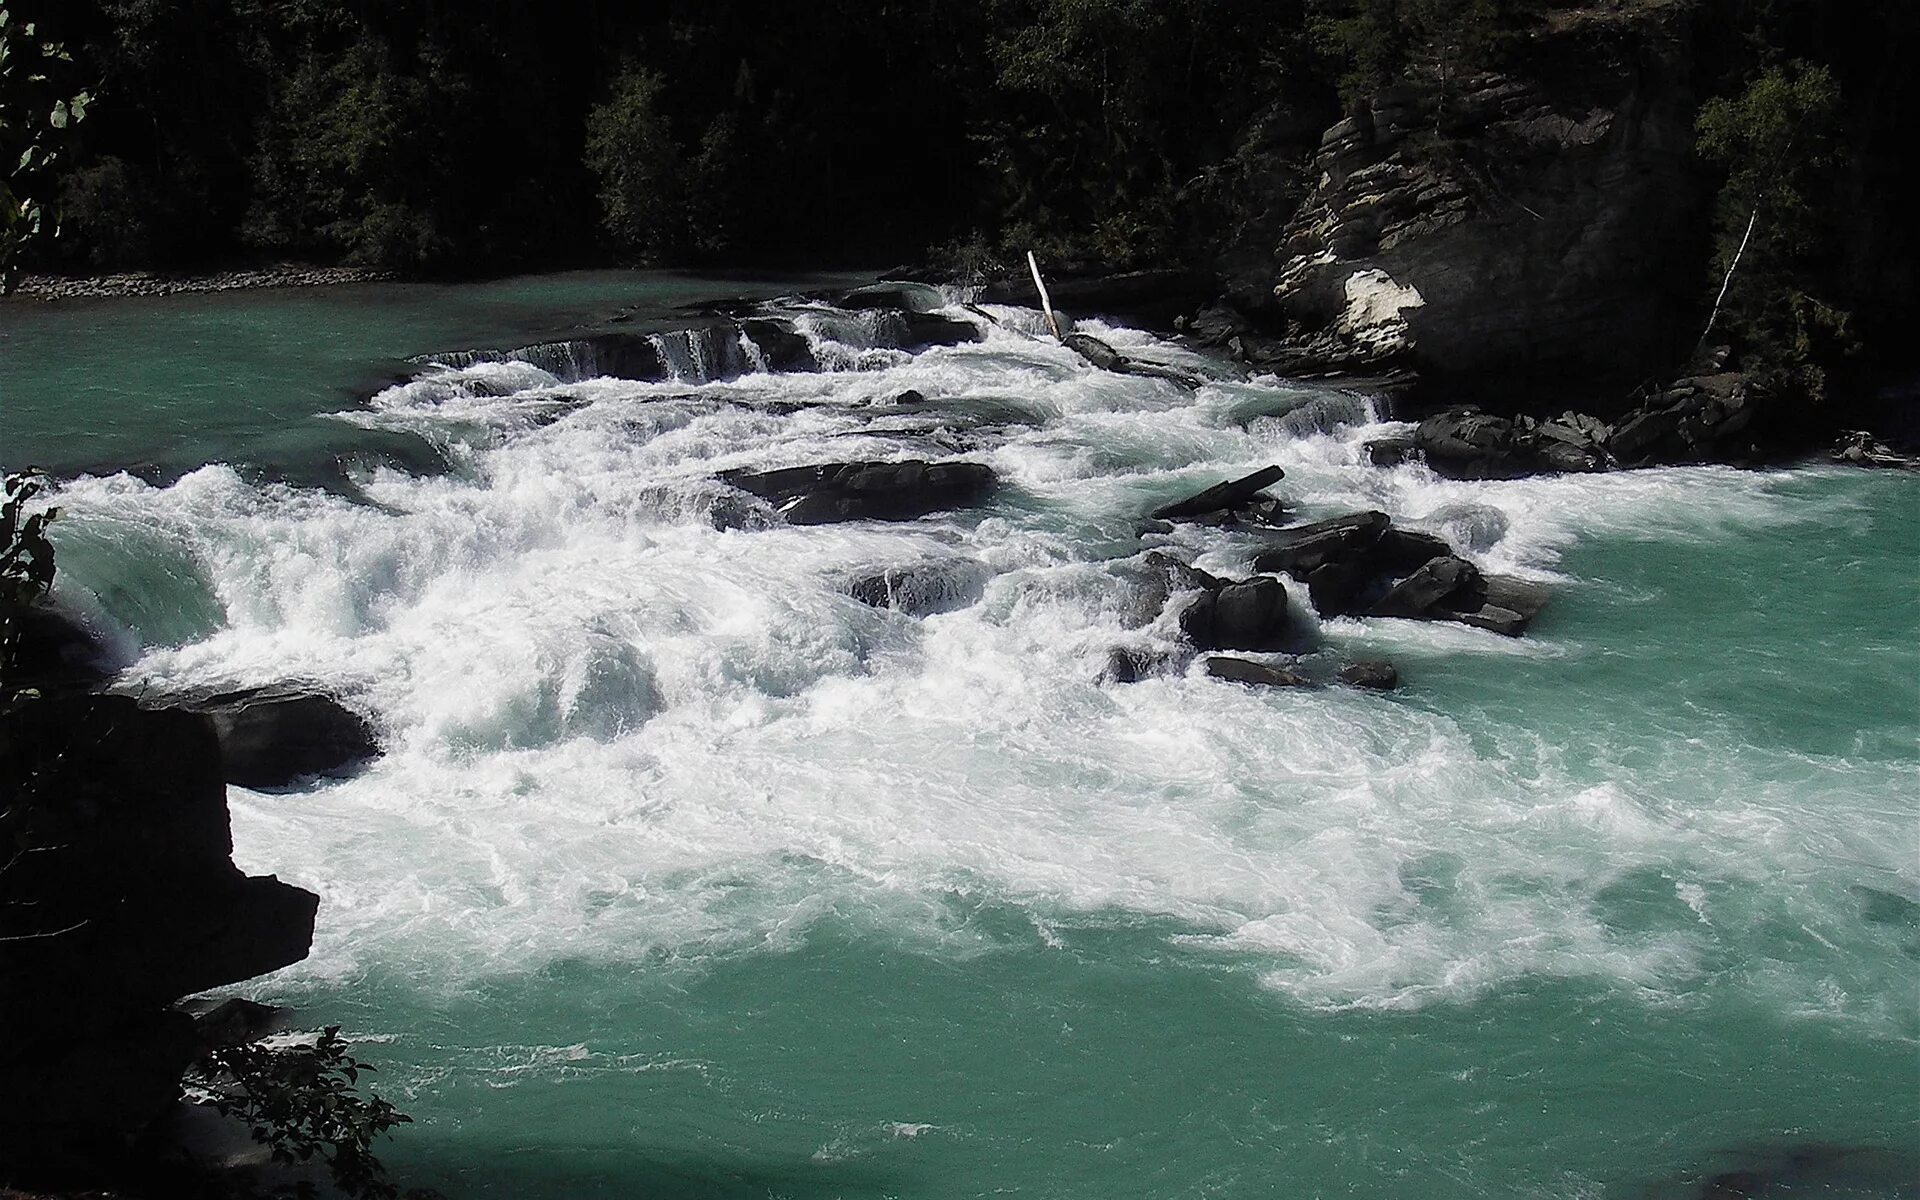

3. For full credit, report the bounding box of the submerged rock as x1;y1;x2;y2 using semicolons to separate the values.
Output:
720;460;997;525
1205;656;1312;688
1338;661;1400;690
844;559;991;616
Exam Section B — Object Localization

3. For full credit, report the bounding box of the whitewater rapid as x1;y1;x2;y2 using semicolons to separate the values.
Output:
44;293;1915;1029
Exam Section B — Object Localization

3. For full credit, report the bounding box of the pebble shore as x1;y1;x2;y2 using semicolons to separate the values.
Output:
12;264;396;301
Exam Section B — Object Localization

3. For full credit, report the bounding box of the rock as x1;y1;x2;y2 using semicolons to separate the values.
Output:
1338;661;1400;690
739;318;817;372
0;602;120;691
172;689;381;790
1420;503;1509;552
898;312;982;349
1251;510;1391;576
837;282;947;312
1101;646;1180;684
1181;577;1311;652
0;694;318;1169
1205;656;1312;688
1831;430;1919;469
1368;555;1486;619
1149;465;1286;521
1414;409;1527;479
1366;436;1419;467
1449;575;1551;636
978;268;1219;324
1266;9;1708;407
184;996;286;1051
1061;331;1125;371
844;560;990;616
720;460;997;525
1123;552;1224;628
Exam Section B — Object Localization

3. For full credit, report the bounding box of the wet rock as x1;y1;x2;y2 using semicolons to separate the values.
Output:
0;694;319;1169
1366;436;1419;467
184;996;286;1051
1367;555;1485;619
1101;646;1181;684
1205;656;1312;688
720;460;997;525
844;559;991;616
1338;661;1400;690
1251;511;1391;576
1181;577;1312;653
739;318;817;372
1061;331;1125;371
898;312;982;349
159;688;381;790
1123;552;1224;628
1450;575;1551;636
1420;503;1510;552
0;602;119;691
1831;429;1919;469
837;282;946;312
1149;465;1286;522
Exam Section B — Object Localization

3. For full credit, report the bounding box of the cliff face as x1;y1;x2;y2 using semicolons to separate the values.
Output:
1268;6;1708;407
0;690;318;1177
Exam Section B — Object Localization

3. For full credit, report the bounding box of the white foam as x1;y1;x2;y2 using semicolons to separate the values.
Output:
42;304;1914;1023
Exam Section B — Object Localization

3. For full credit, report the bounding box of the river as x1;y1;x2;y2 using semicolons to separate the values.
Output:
2;271;1914;1198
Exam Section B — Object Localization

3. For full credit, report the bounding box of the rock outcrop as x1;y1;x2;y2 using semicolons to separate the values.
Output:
0;692;318;1178
1252;510;1548;635
155;687;382;790
1265;7;1706;403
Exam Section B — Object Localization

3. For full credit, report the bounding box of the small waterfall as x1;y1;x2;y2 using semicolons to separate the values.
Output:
736;329;769;374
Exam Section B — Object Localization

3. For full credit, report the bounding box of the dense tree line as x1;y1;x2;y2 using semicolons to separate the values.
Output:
11;0;1914;385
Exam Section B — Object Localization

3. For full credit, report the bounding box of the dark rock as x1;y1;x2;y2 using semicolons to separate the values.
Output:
185;996;286;1051
1182;577;1311;652
0;694;318;1168
1206;656;1312;688
1831;429;1920;470
1150;465;1286;521
837;282;946;312
1101;646;1180;684
1420;503;1510;552
1338;660;1400;690
574;332;668;381
1267;10;1709;407
844;559;990;616
739;318;817;372
1608;401;1688;464
1450;575;1551;636
1061;331;1125;371
178;689;381;790
1367;555;1485;619
1251;510;1391;576
894;389;927;405
978;268;1219;324
1124;552;1224;628
1366;436;1419;466
1415;409;1529;479
721;460;997;525
0;602;119;691
899;312;982;349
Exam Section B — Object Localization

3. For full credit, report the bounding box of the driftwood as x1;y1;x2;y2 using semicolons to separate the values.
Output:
1027;256;1206;388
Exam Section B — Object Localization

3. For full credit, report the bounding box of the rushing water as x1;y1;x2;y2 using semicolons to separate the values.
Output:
3;273;1915;1198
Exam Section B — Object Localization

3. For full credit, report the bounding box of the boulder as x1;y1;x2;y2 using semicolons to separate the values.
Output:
1251;511;1391;576
1449;575;1551;636
1101;646;1181;684
180;689;381;790
1149;465;1286;521
1123;552;1224;628
739;318;818;372
1367;555;1485;619
898;312;982;349
0;694;319;1170
1181;577;1312;653
720;460;997;525
1205;656;1312;688
844;559;990;616
1061;331;1125;371
1338;661;1400;690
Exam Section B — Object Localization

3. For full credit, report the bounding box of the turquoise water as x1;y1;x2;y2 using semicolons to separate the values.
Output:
2;278;1914;1198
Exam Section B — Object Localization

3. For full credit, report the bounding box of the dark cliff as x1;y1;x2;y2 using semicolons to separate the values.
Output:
0;684;318;1179
1265;4;1709;407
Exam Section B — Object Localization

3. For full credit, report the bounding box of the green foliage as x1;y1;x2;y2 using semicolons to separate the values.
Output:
1695;62;1850;389
1309;0;1532;110
584;65;684;262
201;1026;413;1200
0;7;92;292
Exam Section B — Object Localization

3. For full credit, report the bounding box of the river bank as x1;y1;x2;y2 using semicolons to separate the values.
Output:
11;264;397;302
